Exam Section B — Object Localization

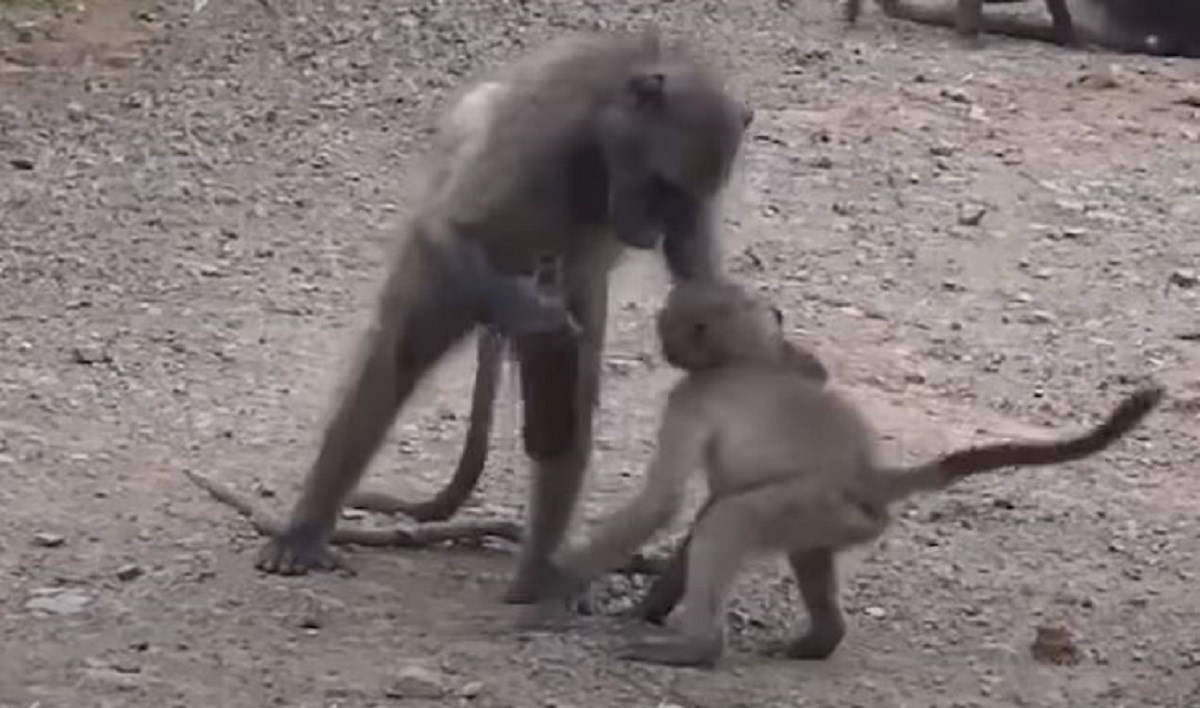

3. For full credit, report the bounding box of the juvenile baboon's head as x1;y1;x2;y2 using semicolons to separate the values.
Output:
656;279;827;382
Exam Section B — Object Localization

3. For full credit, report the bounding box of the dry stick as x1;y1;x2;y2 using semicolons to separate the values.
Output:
182;469;521;547
182;469;668;574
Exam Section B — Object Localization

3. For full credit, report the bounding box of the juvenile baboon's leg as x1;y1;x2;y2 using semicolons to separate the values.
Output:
503;263;610;603
345;327;505;521
783;548;846;660
620;497;754;668
636;494;722;624
255;235;477;575
635;533;690;624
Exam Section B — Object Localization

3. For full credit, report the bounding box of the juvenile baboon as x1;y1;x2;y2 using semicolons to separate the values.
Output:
535;280;1164;667
847;0;1200;57
633;282;832;624
254;32;754;605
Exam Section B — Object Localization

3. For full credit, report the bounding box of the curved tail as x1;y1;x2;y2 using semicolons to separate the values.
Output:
879;385;1165;502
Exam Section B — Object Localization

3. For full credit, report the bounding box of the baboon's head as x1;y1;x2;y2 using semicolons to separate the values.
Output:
597;43;753;252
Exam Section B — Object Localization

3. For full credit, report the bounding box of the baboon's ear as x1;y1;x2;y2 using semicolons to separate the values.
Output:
628;71;666;109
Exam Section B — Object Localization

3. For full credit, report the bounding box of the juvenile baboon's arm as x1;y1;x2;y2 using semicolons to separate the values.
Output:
555;402;709;581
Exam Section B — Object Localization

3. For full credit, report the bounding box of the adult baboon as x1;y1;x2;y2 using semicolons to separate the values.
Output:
254;32;754;605
846;0;1200;58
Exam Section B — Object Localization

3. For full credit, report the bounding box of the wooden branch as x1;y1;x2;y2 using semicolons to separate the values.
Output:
182;469;670;573
182;469;521;547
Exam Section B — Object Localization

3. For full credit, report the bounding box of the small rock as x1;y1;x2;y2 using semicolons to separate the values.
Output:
385;666;447;700
809;155;833;169
82;664;141;692
1075;64;1122;90
864;606;887;618
1031;624;1083;666
110;661;142;674
32;532;66;548
929;143;956;157
1169;268;1198;288
1020;310;1057;326
116;564;144;582
940;86;972;104
25;589;94;615
72;345;113;365
296;594;325;630
10;157;34;170
957;203;987;227
1175;90;1200;108
100;52;140;69
459;681;484;699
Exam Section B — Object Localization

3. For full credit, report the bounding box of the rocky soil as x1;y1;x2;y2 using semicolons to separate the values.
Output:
2;0;1199;706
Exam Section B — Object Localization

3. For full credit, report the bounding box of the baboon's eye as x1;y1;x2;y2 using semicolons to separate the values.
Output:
770;306;783;327
692;321;707;338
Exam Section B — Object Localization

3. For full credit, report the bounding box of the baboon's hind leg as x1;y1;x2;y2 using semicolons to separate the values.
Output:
255;237;477;575
781;548;846;660
345;327;505;521
885;0;1080;47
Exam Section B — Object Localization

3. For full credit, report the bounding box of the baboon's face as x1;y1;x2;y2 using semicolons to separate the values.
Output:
656;281;782;372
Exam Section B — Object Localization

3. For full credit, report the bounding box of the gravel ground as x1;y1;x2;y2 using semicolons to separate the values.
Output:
2;1;1199;706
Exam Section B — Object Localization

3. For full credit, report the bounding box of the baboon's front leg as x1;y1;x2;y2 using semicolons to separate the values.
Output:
255;238;476;575
634;532;690;625
620;497;752;668
503;262;610;604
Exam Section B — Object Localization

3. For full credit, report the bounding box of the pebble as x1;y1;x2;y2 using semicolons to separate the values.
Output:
1169;268;1198;288
459;681;484;699
72;345;113;365
32;532;66;548
385;666;447;700
864;606;886;619
25;588;94;615
116;563;144;582
1020;310;1057;326
1030;624;1083;666
940;86;972;104
957;204;987;227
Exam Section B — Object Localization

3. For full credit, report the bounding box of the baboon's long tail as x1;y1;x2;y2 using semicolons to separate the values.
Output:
878;385;1165;502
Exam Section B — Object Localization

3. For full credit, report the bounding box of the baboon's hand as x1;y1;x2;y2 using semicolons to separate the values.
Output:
254;525;352;576
481;273;580;339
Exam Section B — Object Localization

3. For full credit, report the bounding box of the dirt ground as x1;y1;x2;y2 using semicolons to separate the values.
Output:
2;0;1199;706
